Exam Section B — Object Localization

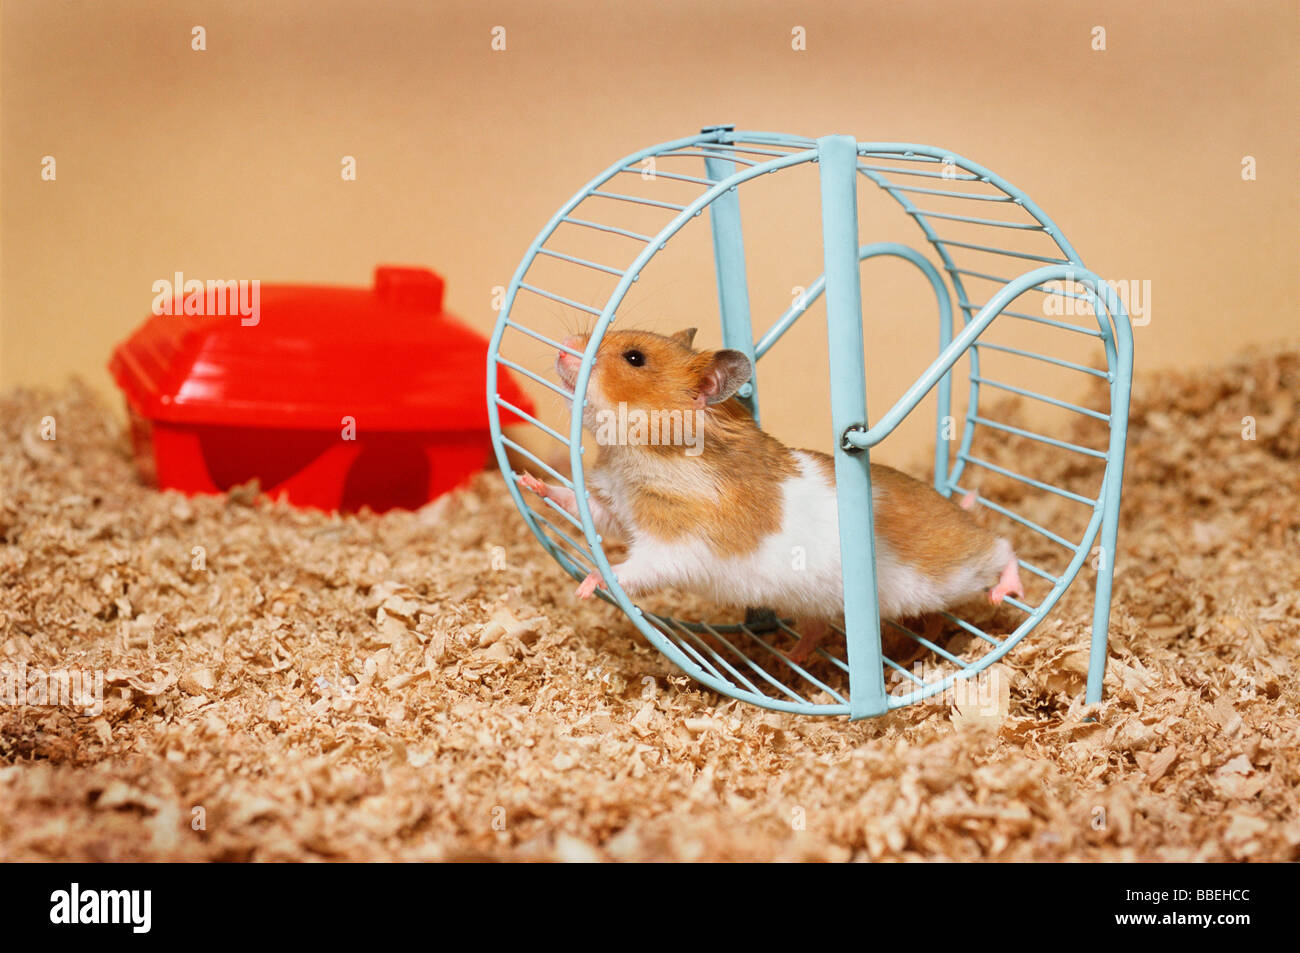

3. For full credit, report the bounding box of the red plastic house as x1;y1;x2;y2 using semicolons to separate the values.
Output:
109;266;533;512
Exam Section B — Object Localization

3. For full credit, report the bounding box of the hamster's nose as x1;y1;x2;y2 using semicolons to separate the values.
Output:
558;335;584;370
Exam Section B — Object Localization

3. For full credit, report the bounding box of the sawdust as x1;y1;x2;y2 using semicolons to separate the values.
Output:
1;348;1297;862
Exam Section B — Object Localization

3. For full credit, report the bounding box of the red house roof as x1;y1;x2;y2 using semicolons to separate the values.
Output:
110;266;533;432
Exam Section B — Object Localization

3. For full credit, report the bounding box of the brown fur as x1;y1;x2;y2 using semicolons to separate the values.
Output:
579;329;996;571
577;329;796;557
804;450;998;581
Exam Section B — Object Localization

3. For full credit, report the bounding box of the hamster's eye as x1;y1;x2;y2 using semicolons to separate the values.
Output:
623;349;646;367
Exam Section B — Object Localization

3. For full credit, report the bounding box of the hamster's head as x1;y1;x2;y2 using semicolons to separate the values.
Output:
556;328;752;425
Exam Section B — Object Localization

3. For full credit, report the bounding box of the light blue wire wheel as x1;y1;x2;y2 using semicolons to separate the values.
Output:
487;127;1132;720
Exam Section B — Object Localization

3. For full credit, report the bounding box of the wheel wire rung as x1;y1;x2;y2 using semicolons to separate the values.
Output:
559;216;653;243
528;510;597;570
1000;595;1037;614
725;620;847;704
494;395;570;446
882;618;969;668
615;166;717;187
494;356;574;400
1016;557;1060;585
951;484;1081;553
908;208;1045;231
653;149;759;167
528;499;587;545
503;318;586;357
1035;283;1095;301
656;618;767;696
949;267;1016;285
706;142;807;159
695;620;823;704
970;377;1111;422
883;656;926;685
499;437;573;491
883;182;1014;202
933;237;1069;264
517;282;603;316
587;189;688;212
967;304;1105;338
938;613;1003;647
971;341;1110;379
656;621;740;687
857;151;945;163
959;453;1098;506
720;621;839;704
858;164;980;181
969;415;1108;459
534;246;627;278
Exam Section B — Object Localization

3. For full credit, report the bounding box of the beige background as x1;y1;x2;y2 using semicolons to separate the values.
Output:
3;0;1297;467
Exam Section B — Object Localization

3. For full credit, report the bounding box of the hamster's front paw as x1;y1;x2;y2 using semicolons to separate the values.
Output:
576;571;606;599
517;472;547;496
518;472;580;518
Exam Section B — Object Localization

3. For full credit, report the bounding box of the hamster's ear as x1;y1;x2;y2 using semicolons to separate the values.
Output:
671;327;698;349
696;349;752;406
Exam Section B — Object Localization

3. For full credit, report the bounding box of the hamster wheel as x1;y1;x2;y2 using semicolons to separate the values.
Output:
487;126;1133;720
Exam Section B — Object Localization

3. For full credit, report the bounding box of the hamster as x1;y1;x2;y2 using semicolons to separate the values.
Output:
517;327;1024;663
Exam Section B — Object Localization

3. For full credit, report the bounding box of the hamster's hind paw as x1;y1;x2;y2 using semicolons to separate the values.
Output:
785;620;828;665
988;558;1025;605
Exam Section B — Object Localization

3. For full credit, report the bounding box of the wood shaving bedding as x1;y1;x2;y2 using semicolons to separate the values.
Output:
0;349;1297;861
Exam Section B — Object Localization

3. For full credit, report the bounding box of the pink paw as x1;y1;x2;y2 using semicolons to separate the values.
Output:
785;620;828;665
959;490;977;511
517;472;548;497
988;558;1025;605
575;571;605;600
